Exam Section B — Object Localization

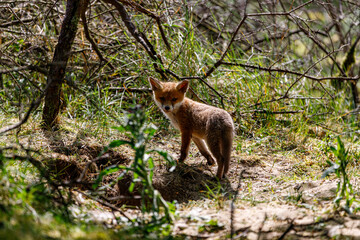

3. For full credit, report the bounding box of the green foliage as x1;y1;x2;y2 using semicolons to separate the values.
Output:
0;159;68;218
203;182;228;209
198;219;224;233
0;157;71;239
95;105;176;226
322;137;359;213
0;107;176;239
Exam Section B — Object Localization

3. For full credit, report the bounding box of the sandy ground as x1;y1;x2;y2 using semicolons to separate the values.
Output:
5;121;360;239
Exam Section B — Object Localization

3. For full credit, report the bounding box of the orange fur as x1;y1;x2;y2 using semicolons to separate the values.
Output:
149;77;234;179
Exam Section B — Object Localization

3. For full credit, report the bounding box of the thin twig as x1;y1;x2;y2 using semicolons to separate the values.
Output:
77;153;110;182
231;169;245;239
205;12;248;78
242;30;301;52
75;189;132;221
278;220;294;240
164;69;224;106
108;87;152;92
0;18;34;28
257;213;268;240
102;0;168;79
81;0;115;69
0;74;54;134
220;62;359;81
247;0;313;16
290;14;346;76
284;46;345;97
246;110;303;114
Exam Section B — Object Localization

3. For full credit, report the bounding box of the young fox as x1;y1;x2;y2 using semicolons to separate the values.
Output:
149;77;234;179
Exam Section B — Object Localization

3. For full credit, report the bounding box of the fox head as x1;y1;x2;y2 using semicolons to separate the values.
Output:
149;77;189;113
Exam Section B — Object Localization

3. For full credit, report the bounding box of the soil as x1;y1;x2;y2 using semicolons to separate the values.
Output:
42;130;360;239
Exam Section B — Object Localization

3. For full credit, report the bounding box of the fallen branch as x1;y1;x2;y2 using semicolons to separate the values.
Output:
77;153;110;183
0;65;49;75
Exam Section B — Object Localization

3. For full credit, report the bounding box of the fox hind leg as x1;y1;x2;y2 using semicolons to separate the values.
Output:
206;138;225;179
192;137;215;165
206;129;233;179
221;130;233;178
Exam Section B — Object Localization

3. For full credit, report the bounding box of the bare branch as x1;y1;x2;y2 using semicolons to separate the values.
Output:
0;18;34;28
220;62;359;81
247;0;314;16
81;0;115;69
108;87;151;92
205;13;248;78
117;0;171;49
0;65;49;75
284;46;346;97
0;76;54;134
102;0;167;79
290;14;346;76
0;100;40;135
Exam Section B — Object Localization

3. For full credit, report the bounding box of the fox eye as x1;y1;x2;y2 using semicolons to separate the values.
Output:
171;98;177;101
160;97;165;101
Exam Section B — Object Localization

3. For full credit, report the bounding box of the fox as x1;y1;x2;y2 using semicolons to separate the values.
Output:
149;77;234;179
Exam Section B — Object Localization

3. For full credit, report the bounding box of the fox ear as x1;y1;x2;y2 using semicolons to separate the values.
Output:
176;80;189;93
149;77;162;91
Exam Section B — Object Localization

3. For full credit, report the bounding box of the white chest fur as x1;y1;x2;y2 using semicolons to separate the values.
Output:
163;111;180;130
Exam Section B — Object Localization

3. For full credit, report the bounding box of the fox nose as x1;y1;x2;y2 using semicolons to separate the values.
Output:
164;106;170;111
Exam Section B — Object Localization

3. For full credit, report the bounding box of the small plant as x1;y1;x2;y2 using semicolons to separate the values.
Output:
286;191;303;204
322;137;359;213
95;105;176;225
204;182;227;209
198;219;224;233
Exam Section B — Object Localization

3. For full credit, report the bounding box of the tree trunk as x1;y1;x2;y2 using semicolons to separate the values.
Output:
351;81;359;109
0;73;3;90
42;0;84;129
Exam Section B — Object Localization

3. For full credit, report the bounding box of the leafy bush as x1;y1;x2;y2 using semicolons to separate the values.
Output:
95;105;176;228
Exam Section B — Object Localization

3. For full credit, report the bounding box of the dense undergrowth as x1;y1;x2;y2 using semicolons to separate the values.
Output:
1;0;360;239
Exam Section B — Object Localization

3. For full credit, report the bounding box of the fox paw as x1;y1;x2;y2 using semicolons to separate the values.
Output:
206;159;216;166
177;158;185;164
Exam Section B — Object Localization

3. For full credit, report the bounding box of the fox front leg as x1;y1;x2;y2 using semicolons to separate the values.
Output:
178;130;192;163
